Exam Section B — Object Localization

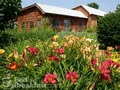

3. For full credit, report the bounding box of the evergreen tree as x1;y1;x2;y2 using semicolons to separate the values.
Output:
0;0;22;30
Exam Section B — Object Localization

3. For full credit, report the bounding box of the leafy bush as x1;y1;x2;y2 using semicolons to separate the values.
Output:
86;27;97;33
0;31;18;48
97;12;120;47
41;17;52;29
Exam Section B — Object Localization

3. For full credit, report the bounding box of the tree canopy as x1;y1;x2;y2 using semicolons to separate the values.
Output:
115;3;120;13
97;12;120;47
0;0;22;30
87;2;99;9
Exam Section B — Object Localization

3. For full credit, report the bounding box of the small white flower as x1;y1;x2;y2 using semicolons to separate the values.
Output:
86;38;93;43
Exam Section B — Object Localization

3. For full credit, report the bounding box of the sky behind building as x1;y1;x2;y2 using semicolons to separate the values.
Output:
22;0;120;12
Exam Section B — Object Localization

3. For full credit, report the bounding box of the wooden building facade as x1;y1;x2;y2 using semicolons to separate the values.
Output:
17;3;106;31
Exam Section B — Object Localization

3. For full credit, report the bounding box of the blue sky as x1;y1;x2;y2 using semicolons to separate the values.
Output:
22;0;120;12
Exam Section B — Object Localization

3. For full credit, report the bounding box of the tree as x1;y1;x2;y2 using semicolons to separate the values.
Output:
0;0;22;30
115;4;120;13
97;12;120;47
87;2;99;9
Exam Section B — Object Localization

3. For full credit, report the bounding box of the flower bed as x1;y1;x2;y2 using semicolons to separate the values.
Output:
0;35;120;89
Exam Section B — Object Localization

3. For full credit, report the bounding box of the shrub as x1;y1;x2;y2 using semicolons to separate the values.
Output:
97;12;120;47
86;27;97;33
41;17;52;29
0;31;18;48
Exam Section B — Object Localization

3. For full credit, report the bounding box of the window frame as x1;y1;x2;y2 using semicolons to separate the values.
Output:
64;20;71;30
21;21;25;30
30;21;34;29
79;21;85;29
37;19;41;29
52;19;60;29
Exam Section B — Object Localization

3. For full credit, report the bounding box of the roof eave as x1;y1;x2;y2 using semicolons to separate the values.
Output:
45;12;87;19
21;3;45;14
72;5;107;17
90;13;106;17
72;5;81;10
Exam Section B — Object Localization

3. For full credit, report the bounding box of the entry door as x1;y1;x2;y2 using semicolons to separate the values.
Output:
64;20;70;30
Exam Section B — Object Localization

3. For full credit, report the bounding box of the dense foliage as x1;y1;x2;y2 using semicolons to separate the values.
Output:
87;2;99;9
97;12;120;47
0;0;21;30
86;28;97;33
0;29;57;48
0;33;120;89
116;3;120;13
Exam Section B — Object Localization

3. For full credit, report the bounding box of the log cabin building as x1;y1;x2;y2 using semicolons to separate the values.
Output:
17;3;107;31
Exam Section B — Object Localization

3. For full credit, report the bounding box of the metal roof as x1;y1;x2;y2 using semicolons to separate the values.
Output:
37;3;87;18
80;4;107;16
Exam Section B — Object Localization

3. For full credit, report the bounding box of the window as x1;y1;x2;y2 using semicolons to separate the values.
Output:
14;21;18;29
30;21;34;29
37;19;41;29
64;20;71;30
52;19;60;28
79;21;85;29
21;22;25;29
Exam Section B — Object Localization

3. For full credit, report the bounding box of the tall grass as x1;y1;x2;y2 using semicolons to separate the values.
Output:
0;28;57;55
58;31;97;39
0;28;57;48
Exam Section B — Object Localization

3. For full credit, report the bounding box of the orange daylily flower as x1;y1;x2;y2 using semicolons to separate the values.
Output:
7;62;18;70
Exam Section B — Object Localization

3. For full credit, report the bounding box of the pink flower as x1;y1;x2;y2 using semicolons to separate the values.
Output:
116;45;120;50
100;73;111;81
66;71;79;83
27;46;39;55
101;59;118;68
98;65;110;74
107;59;116;67
49;55;59;61
91;59;98;65
98;59;120;81
55;47;64;54
101;61;109;68
99;65;111;81
44;73;57;84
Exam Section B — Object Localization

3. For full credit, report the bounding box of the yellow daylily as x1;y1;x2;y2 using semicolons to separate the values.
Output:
52;42;59;47
25;45;30;49
0;49;5;55
107;46;114;51
68;40;74;45
60;54;66;59
112;59;120;63
53;35;59;40
8;53;13;58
